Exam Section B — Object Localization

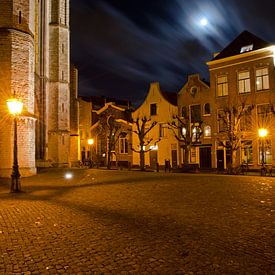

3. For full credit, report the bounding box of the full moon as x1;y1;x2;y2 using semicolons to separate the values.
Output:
200;18;208;26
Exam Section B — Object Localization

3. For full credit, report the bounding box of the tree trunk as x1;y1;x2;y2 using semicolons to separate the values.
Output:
184;146;190;165
140;150;145;171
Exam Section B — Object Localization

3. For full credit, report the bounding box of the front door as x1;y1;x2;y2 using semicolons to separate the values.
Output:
149;150;158;169
216;149;224;171
199;147;212;169
171;150;177;168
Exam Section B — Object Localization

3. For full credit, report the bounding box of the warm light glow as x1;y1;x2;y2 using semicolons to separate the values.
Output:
7;98;23;115
200;18;208;26
258;128;268;138
88;138;94;145
64;172;73;179
182;127;187;136
149;145;158;151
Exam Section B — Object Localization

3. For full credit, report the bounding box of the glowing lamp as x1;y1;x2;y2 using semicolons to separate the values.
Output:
88;138;94;145
65;172;73;179
258;128;267;138
7;98;23;115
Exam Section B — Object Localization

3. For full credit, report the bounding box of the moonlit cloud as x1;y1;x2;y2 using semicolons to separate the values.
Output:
71;0;275;105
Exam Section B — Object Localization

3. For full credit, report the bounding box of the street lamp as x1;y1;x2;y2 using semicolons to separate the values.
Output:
258;128;268;175
7;98;23;192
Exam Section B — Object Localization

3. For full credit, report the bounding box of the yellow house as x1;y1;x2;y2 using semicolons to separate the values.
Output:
132;82;179;169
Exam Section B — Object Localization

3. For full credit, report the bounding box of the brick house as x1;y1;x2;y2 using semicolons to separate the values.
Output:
177;74;214;169
207;31;275;170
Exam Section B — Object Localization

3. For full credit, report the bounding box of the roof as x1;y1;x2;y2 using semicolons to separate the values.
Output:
160;91;177;106
79;95;131;110
212;31;271;61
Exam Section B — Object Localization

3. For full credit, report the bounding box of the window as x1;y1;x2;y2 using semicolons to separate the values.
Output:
190;105;201;123
119;137;128;154
19;11;22;24
204;126;211;137
159;123;166;138
217;76;228;96
218;110;227;132
256;68;269;91
240;44;253;53
257;104;273;127
181;106;187;118
240;107;252;131
259;139;272;165
150;103;157;116
204;103;210;115
241;140;253;164
238;71;251;94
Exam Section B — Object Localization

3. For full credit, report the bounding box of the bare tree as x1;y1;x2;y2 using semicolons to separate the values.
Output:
217;102;254;174
168;115;203;165
130;117;159;171
96;114;122;169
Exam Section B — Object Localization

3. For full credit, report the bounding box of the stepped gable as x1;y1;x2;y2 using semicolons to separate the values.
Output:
213;30;271;60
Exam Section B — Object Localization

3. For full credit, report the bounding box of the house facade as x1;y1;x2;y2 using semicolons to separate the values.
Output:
207;31;275;170
79;96;132;167
177;74;214;169
132;82;179;169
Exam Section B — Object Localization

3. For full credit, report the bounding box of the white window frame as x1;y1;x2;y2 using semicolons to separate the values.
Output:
256;67;269;91
119;137;128;154
238;71;251;94
217;75;228;97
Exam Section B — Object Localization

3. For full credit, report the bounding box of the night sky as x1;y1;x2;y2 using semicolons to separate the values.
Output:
70;0;275;106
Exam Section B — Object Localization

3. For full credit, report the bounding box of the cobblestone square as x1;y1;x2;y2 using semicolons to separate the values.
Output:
0;169;274;274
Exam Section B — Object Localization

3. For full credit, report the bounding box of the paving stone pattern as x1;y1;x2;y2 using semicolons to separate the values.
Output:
0;169;274;274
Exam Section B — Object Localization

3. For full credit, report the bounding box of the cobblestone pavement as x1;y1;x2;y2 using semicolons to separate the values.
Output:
0;169;274;274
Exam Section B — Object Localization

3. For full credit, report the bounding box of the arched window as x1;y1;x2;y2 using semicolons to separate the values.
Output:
204;103;211;115
204;126;211;137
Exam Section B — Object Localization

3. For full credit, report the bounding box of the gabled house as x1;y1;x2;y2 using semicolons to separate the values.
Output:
177;74;213;168
207;30;275;170
132;82;178;169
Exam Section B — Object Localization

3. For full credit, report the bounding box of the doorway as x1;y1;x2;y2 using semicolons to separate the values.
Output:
216;149;224;171
199;147;212;169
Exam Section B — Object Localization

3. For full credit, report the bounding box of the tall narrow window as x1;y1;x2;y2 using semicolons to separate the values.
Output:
64;0;67;25
150;103;157;116
241;140;253;164
217;76;228;96
238;71;251;94
204;103;210;115
19;11;22;24
190;104;201;123
256;68;269;91
218;110;227;132
257;104;273;128
119;137;128;154
240;107;252;131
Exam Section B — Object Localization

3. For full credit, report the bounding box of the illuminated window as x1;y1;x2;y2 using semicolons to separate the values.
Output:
258;139;272;164
159;123;166;138
119;137;128;154
238;71;251;94
204;126;211;137
256;68;269;91
240;44;253;53
217;76;228;96
241;140;253;164
257;104;273;127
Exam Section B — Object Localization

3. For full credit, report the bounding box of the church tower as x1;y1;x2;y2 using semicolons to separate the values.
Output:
47;0;70;166
0;0;36;176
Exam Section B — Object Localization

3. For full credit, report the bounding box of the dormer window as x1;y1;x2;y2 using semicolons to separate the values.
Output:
240;44;253;53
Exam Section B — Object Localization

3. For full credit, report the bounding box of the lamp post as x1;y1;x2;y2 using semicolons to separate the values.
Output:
87;138;94;166
7;98;23;192
258;128;268;176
